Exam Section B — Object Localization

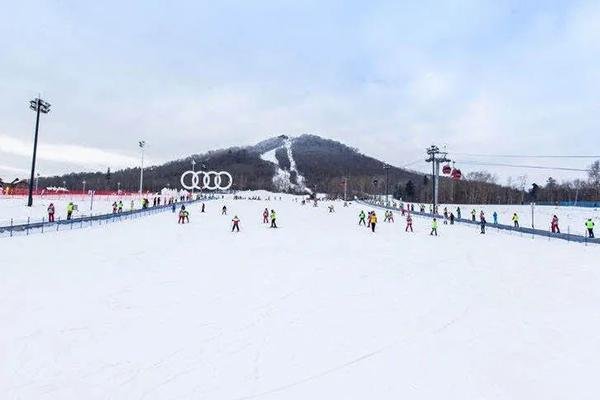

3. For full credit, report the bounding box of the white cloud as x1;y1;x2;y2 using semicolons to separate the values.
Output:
0;134;148;171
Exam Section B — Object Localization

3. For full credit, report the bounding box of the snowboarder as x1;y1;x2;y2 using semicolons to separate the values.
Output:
512;213;520;228
430;218;438;236
405;214;413;232
369;211;377;232
263;208;269;224
222;205;227;215
358;210;366;226
47;203;55;222
480;215;487;234
585;218;594;238
270;210;277;228
232;215;240;232
551;215;560;233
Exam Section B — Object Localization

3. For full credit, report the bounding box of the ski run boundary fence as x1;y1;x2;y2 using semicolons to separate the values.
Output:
358;200;600;246
0;197;214;238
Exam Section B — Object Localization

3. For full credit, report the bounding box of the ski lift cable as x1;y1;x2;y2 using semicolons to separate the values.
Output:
451;152;600;159
457;160;589;172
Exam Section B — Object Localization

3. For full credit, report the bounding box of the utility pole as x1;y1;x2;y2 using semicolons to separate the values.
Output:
27;97;51;206
425;145;450;215
138;140;146;195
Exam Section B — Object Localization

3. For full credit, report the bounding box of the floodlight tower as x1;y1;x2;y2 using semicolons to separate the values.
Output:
138;140;146;195
27;97;51;207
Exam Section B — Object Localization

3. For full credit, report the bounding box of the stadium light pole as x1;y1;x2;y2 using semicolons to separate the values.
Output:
138;140;146;195
27;97;51;206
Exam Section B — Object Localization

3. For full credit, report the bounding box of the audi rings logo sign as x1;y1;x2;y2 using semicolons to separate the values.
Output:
180;170;233;191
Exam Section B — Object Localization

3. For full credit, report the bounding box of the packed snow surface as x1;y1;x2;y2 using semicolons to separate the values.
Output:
1;194;599;399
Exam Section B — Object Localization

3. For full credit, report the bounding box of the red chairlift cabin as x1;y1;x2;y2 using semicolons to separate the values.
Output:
451;168;462;180
442;164;452;175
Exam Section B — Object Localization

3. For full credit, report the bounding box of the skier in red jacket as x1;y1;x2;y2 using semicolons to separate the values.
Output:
262;208;269;224
551;215;560;233
405;214;413;232
232;215;240;232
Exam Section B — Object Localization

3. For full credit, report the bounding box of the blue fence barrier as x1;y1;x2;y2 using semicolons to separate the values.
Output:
0;197;214;238
358;200;600;245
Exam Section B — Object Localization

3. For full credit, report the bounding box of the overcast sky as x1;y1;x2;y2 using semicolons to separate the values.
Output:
1;0;599;186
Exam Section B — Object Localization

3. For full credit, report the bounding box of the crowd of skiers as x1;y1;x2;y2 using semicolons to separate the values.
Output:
174;203;278;232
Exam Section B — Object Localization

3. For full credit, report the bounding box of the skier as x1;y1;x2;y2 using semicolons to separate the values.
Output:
471;209;476;222
222;205;227;215
369;211;377;232
201;203;205;213
551;215;560;233
171;202;176;213
512;213;520;228
387;211;394;223
449;212;455;225
47;203;55;222
430;218;438;236
328;205;335;213
66;202;74;220
232;215;240;232
263;208;269;224
358;210;366;226
178;205;187;224
112;202;118;214
118;200;123;213
130;200;134;211
270;209;277;228
585;218;595;238
480;215;487;234
367;211;373;228
493;211;498;225
456;207;461;219
443;207;448;219
405;213;413;232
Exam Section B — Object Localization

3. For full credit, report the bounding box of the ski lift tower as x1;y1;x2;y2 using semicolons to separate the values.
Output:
425;145;451;215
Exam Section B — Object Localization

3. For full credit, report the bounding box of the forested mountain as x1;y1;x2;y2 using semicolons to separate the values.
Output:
31;134;599;204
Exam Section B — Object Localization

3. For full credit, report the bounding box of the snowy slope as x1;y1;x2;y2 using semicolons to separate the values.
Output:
2;196;600;399
259;137;310;193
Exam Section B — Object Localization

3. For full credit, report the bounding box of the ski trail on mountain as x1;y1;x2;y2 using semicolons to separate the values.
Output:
260;137;309;193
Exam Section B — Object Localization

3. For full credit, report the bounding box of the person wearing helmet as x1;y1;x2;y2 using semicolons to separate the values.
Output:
585;219;595;238
47;203;55;222
358;210;366;226
270;210;277;228
369;211;378;232
232;215;240;232
430;218;438;236
551;215;560;233
66;202;74;220
263;208;269;224
512;213;520;228
405;213;413;232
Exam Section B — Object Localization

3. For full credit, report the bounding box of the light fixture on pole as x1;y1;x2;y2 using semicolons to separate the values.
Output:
383;163;390;203
138;140;146;195
82;179;86;194
27;97;51;206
